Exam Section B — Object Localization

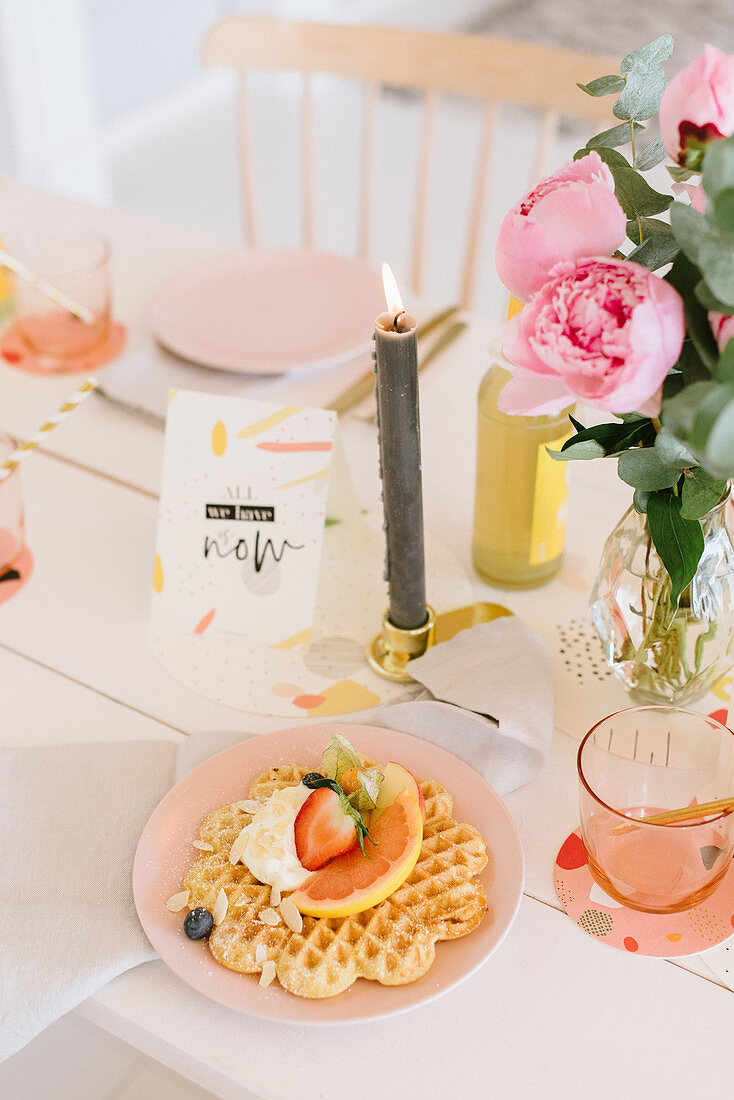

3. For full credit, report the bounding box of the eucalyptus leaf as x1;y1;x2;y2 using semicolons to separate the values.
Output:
671;195;734;309
663;380;717;437
587;122;643;150
646;490;704;611
617;448;682;490
666;253;719;370
667;165;697;182
581;147;631;172
633;489;650;513
711;187;734;242
704;393;734;477
577;74;625;97
620;35;674;74
690;384;734;453
702;134;734;201
698;241;734;308
633;136;667;170
654;427;697;469
680;469;728;518
626;234;679;271
613;66;667;122
669;200;711;266
612;166;673;218
694;279;733;313
715;340;734;383
626;217;674;245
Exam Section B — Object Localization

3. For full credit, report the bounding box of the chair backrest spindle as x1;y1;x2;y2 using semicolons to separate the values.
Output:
301;72;316;249
531;109;561;185
359;81;379;265
460;99;498;310
237;72;259;247
411;89;438;297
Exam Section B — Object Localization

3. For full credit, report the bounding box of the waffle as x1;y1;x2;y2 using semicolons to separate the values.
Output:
181;764;489;998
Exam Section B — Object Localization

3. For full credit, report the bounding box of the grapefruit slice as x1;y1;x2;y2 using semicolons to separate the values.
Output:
289;788;423;918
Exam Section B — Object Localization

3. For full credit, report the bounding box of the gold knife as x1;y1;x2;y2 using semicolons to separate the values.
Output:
326;304;459;415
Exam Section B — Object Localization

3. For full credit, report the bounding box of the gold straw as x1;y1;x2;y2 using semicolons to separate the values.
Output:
0;248;96;324
0;377;98;482
613;795;734;833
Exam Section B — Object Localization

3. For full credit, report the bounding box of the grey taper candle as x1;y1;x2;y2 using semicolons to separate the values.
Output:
373;268;427;630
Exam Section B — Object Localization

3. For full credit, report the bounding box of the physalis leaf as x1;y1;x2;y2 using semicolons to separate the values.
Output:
321;732;361;783
348;767;384;813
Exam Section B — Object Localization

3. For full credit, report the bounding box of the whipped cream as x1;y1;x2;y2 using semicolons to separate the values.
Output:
236;783;312;892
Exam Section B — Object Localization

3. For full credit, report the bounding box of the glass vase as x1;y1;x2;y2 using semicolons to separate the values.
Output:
589;493;734;705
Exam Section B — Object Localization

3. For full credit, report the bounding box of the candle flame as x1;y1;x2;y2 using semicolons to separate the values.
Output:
381;263;404;316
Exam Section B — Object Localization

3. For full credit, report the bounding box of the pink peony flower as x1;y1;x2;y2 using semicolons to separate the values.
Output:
494;151;627;303
659;44;734;168
499;257;685;416
710;311;734;351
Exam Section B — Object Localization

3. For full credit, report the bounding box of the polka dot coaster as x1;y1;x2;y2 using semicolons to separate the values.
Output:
555;828;734;957
0;546;33;604
1;320;127;375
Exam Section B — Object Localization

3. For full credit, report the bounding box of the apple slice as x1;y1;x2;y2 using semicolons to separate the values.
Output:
372;762;425;826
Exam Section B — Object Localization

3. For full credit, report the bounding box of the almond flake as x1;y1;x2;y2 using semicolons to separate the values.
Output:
212;887;228;925
166;890;190;913
235;799;261;814
270;884;281;907
192;840;213;852
227;831;248;866
255;944;267;964
279;898;303;934
259;960;276;987
260;907;282;926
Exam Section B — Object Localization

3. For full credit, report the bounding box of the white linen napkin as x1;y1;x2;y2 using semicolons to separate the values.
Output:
1;616;551;1061
0;741;177;1062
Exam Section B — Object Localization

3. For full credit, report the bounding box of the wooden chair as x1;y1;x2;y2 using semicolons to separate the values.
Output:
203;17;618;309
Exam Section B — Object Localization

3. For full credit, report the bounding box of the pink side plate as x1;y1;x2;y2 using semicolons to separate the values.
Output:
148;249;385;374
133;723;524;1025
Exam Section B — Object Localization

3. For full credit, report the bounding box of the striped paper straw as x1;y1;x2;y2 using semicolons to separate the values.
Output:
0;377;98;483
0;248;96;324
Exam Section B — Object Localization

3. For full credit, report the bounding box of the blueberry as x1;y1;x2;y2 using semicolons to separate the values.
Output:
302;772;325;788
183;907;213;940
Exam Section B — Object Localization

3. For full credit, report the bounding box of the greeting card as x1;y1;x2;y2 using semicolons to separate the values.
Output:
151;391;355;647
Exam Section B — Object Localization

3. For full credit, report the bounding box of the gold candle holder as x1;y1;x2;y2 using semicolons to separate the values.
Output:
367;605;436;682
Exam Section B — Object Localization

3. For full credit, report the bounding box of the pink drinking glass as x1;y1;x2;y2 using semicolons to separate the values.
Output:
578;706;734;913
10;231;111;368
0;430;25;572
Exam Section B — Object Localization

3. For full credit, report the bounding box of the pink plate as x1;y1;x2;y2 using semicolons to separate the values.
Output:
148;249;385;374
133;723;524;1024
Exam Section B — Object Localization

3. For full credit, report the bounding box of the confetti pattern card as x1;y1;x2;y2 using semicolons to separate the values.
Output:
152;391;347;647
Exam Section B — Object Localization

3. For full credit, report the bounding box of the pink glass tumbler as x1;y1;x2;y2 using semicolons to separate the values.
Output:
578;706;734;913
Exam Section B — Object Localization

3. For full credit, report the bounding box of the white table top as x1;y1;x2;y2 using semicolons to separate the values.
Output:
1;176;732;1098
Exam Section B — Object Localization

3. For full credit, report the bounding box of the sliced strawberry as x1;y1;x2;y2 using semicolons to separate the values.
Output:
294;787;359;871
